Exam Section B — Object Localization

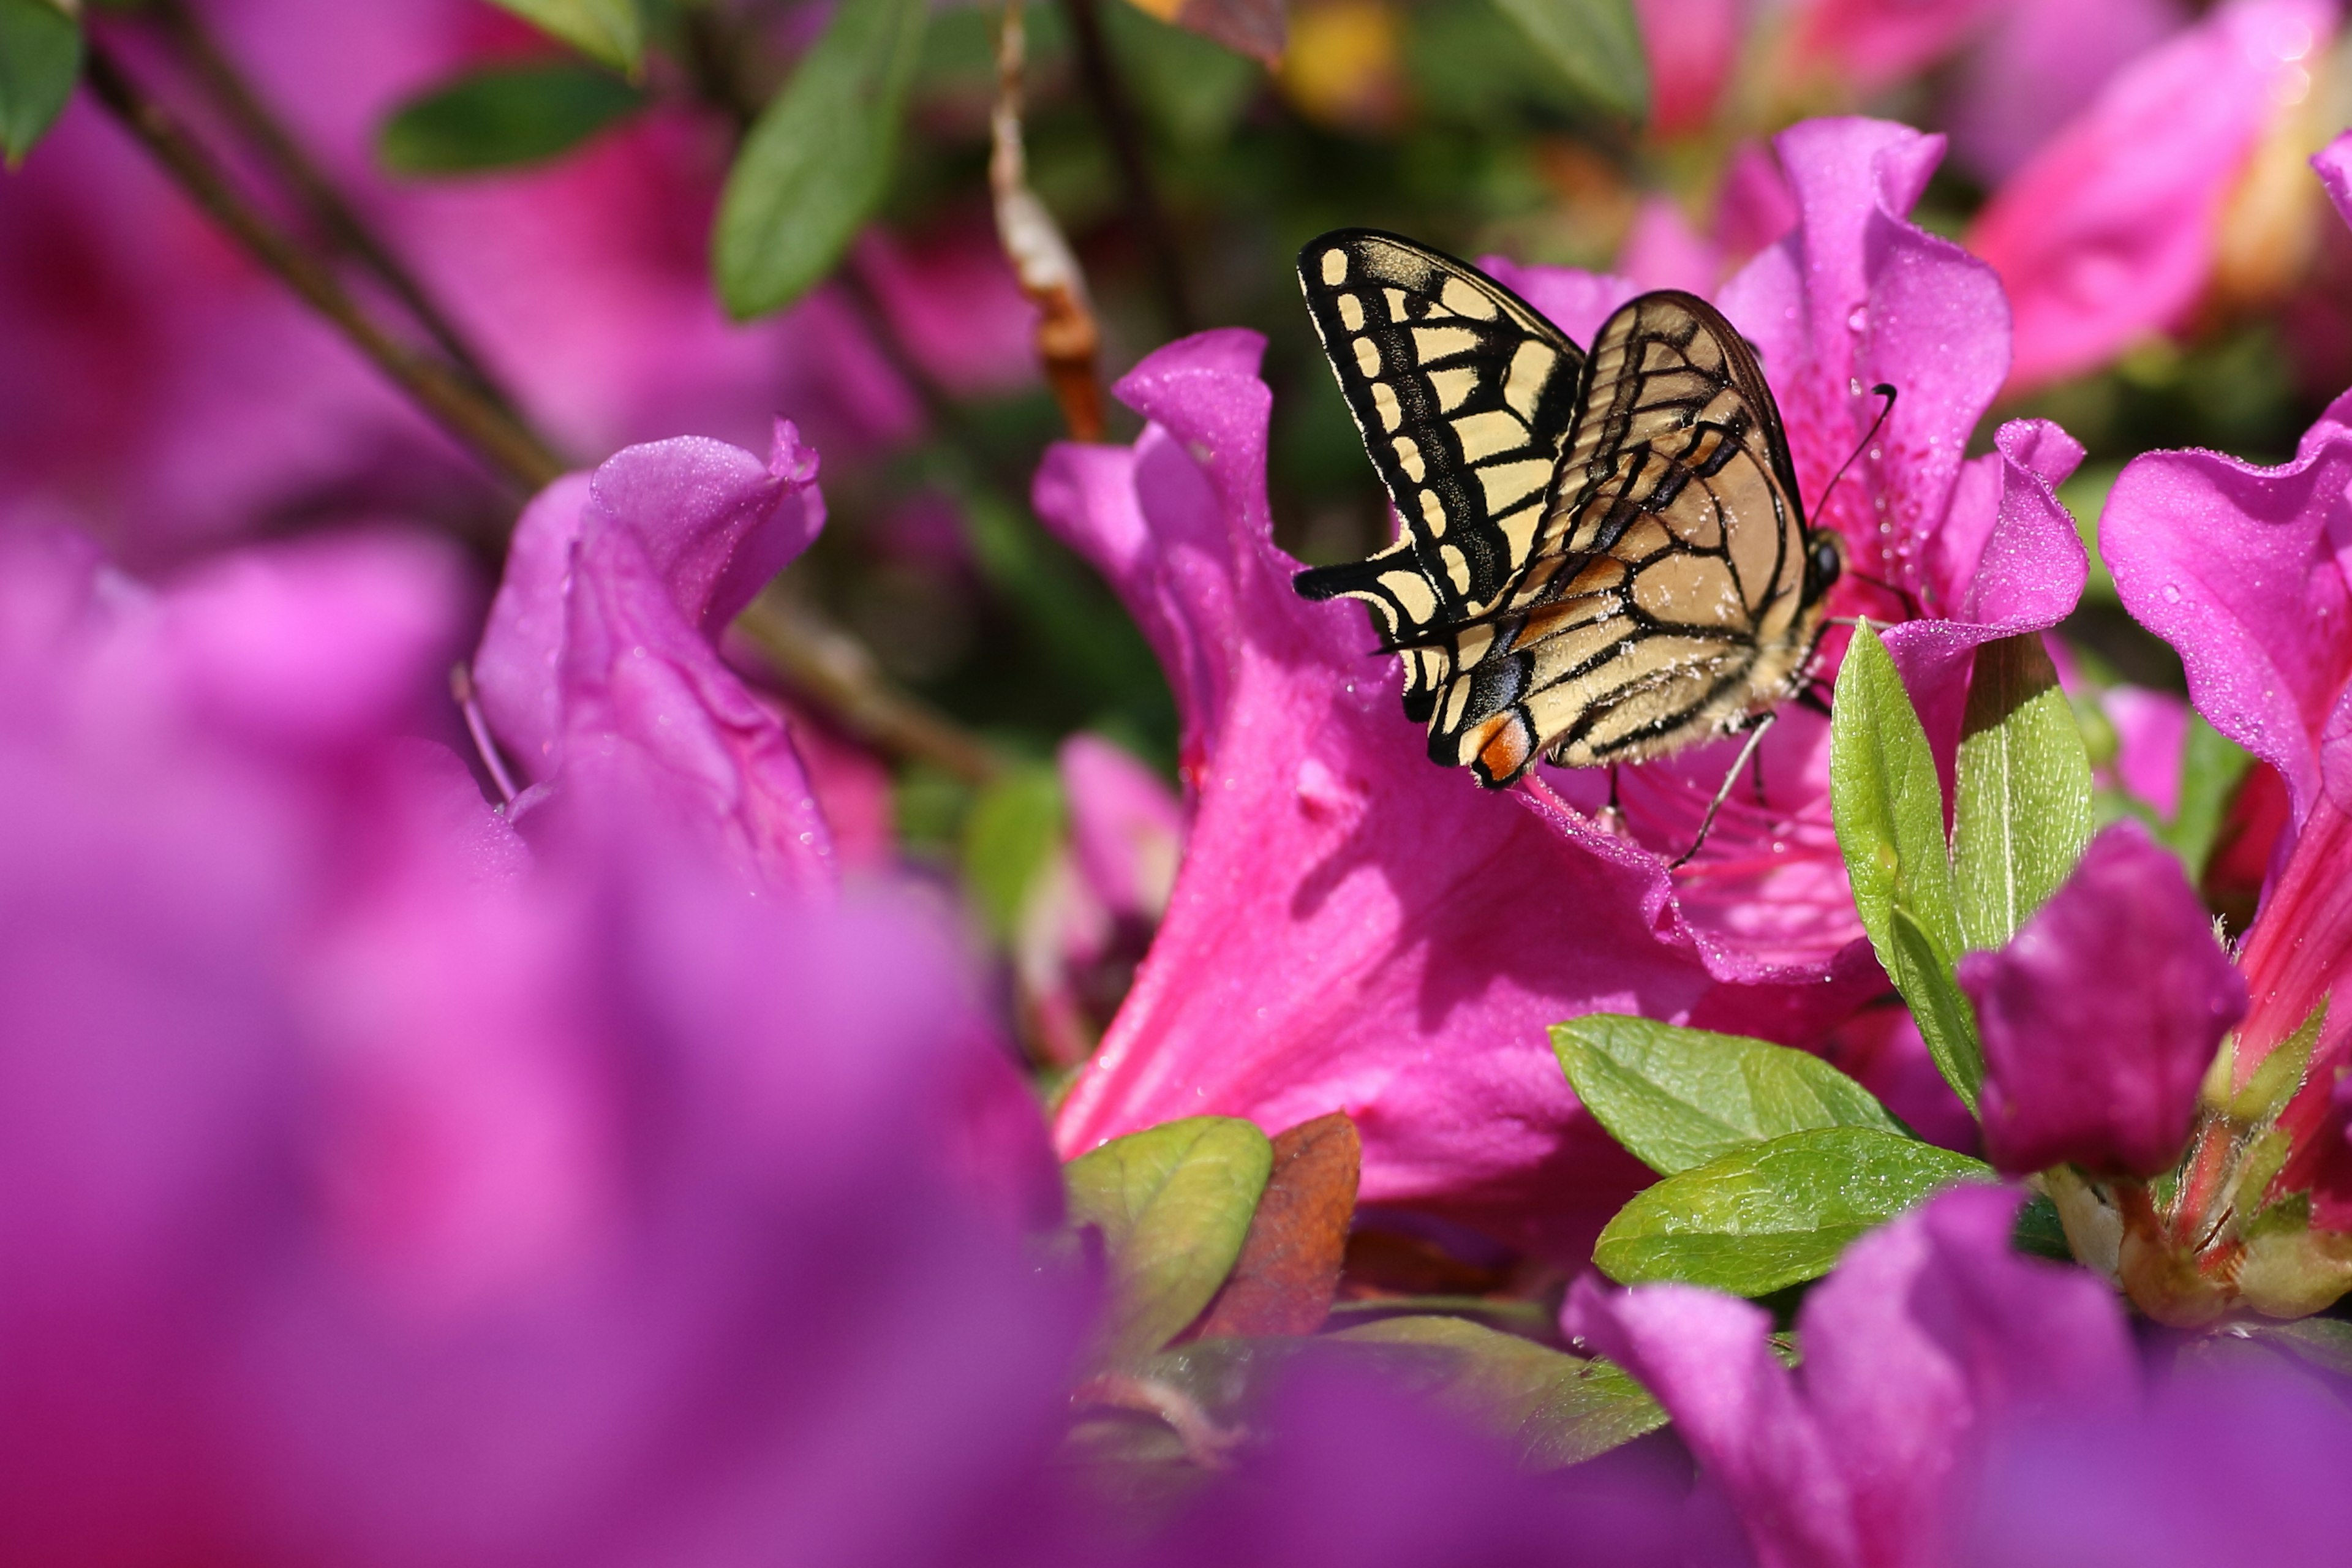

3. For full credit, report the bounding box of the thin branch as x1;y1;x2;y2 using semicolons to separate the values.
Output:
144;0;522;413
1054;0;1194;336
83;42;567;495
992;0;1106;440
94;26;1012;786
736;588;1008;785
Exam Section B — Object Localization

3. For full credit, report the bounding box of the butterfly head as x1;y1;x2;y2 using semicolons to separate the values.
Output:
1804;531;1845;606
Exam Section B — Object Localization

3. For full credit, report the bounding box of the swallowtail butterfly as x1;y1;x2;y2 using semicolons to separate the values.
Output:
1293;229;1844;788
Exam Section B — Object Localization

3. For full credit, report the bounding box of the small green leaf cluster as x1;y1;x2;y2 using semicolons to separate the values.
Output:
1559;625;2102;1302
0;0;81;168
1054;1115;1665;1475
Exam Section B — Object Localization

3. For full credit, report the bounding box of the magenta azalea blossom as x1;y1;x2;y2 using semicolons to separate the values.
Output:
0;0;924;565
1958;821;2247;1177
1969;0;2334;394
1567;1186;2138;1568
1943;0;2188;183
0;519;1073;1566
1632;0;1744;135
473;424;839;894
1036;117;2086;1259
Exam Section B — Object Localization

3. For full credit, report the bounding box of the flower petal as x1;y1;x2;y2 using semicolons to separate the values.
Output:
1969;0;2334;394
2100;388;2352;827
1959;822;2246;1176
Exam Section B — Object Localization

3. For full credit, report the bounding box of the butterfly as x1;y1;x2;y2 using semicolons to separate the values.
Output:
1292;229;1846;791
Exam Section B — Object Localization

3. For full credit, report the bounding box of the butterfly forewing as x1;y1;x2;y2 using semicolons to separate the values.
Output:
1293;231;1586;622
1425;292;1830;783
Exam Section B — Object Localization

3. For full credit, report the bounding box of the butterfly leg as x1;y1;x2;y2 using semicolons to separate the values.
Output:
1671;712;1779;869
1597;763;1625;835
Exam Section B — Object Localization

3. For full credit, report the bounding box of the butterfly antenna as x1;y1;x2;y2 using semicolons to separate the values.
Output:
1670;712;1777;870
1811;383;1898;525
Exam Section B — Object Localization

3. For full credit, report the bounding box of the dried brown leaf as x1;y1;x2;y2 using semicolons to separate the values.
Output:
1188;1112;1359;1338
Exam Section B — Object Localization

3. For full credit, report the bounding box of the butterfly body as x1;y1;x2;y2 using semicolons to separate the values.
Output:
1294;230;1842;788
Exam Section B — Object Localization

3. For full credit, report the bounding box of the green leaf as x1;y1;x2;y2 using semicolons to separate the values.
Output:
1952;634;2094;952
1830;623;1981;1108
1551;1014;1905;1177
2233;1317;2352;1379
0;0;81;168
1889;905;1983;1113
1483;0;1649;120
2013;1194;2071;1261
1593;1127;1991;1296
2057;460;2124;608
2161;712;2254;877
1065;1117;1274;1363
713;0;929;318
1334;1316;1666;1468
377;63;642;176
960;764;1065;941
483;0;644;74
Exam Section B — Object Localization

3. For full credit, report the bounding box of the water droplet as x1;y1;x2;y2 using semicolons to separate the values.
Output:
2162;583;2182;603
1847;307;1868;333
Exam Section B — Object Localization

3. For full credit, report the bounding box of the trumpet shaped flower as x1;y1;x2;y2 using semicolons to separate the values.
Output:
1038;118;2087;1259
473;423;838;893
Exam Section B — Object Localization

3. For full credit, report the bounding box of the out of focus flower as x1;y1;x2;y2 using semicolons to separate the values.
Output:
473;424;839;894
1568;1186;2138;1568
1634;0;1746;136
1943;0;2188;183
1957;1361;2352;1568
0;518;1074;1564
0;0;930;566
1958;821;2247;1177
1016;734;1186;1066
1969;0;2337;395
855;216;1042;401
1033;118;2085;1261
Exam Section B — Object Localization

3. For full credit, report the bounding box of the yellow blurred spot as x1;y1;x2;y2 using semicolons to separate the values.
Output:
2212;28;2346;311
1278;0;1405;132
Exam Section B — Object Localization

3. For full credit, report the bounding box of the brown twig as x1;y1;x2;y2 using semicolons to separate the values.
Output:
736;588;1007;784
84;42;567;495
992;0;1106;440
144;0;522;414
92;24;1011;785
1054;0;1195;336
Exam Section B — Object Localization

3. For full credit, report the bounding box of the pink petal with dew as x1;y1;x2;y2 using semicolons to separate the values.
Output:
2100;386;2352;830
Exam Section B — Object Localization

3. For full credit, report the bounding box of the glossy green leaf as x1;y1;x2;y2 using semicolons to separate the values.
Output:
0;0;80;168
1830;624;1980;1108
1065;1117;1273;1363
1953;634;2094;952
1484;0;1649;120
713;0;929;318
1594;1127;1991;1296
484;0;643;73
1551;1014;1904;1177
378;63;642;176
960;765;1065;941
1335;1316;1666;1468
1890;905;1983;1112
483;0;643;73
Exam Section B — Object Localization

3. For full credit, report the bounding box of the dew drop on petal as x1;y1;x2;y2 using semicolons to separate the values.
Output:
2162;584;2182;604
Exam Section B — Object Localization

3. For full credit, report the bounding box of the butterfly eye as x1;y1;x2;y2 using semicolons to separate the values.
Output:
1810;537;1844;594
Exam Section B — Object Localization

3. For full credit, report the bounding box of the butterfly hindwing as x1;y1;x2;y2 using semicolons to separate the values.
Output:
1293;230;1588;631
1423;292;1831;783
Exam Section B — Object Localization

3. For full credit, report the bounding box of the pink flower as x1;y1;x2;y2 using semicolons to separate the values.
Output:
1792;0;2005;94
1968;0;2334;394
0;519;1072;1564
1017;735;1186;1066
472;424;839;894
855;216;1042;400
0;0;924;565
1958;821;2247;1177
1632;0;1745;135
1567;1186;2139;1568
1943;0;2188;183
1036;118;2084;1259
